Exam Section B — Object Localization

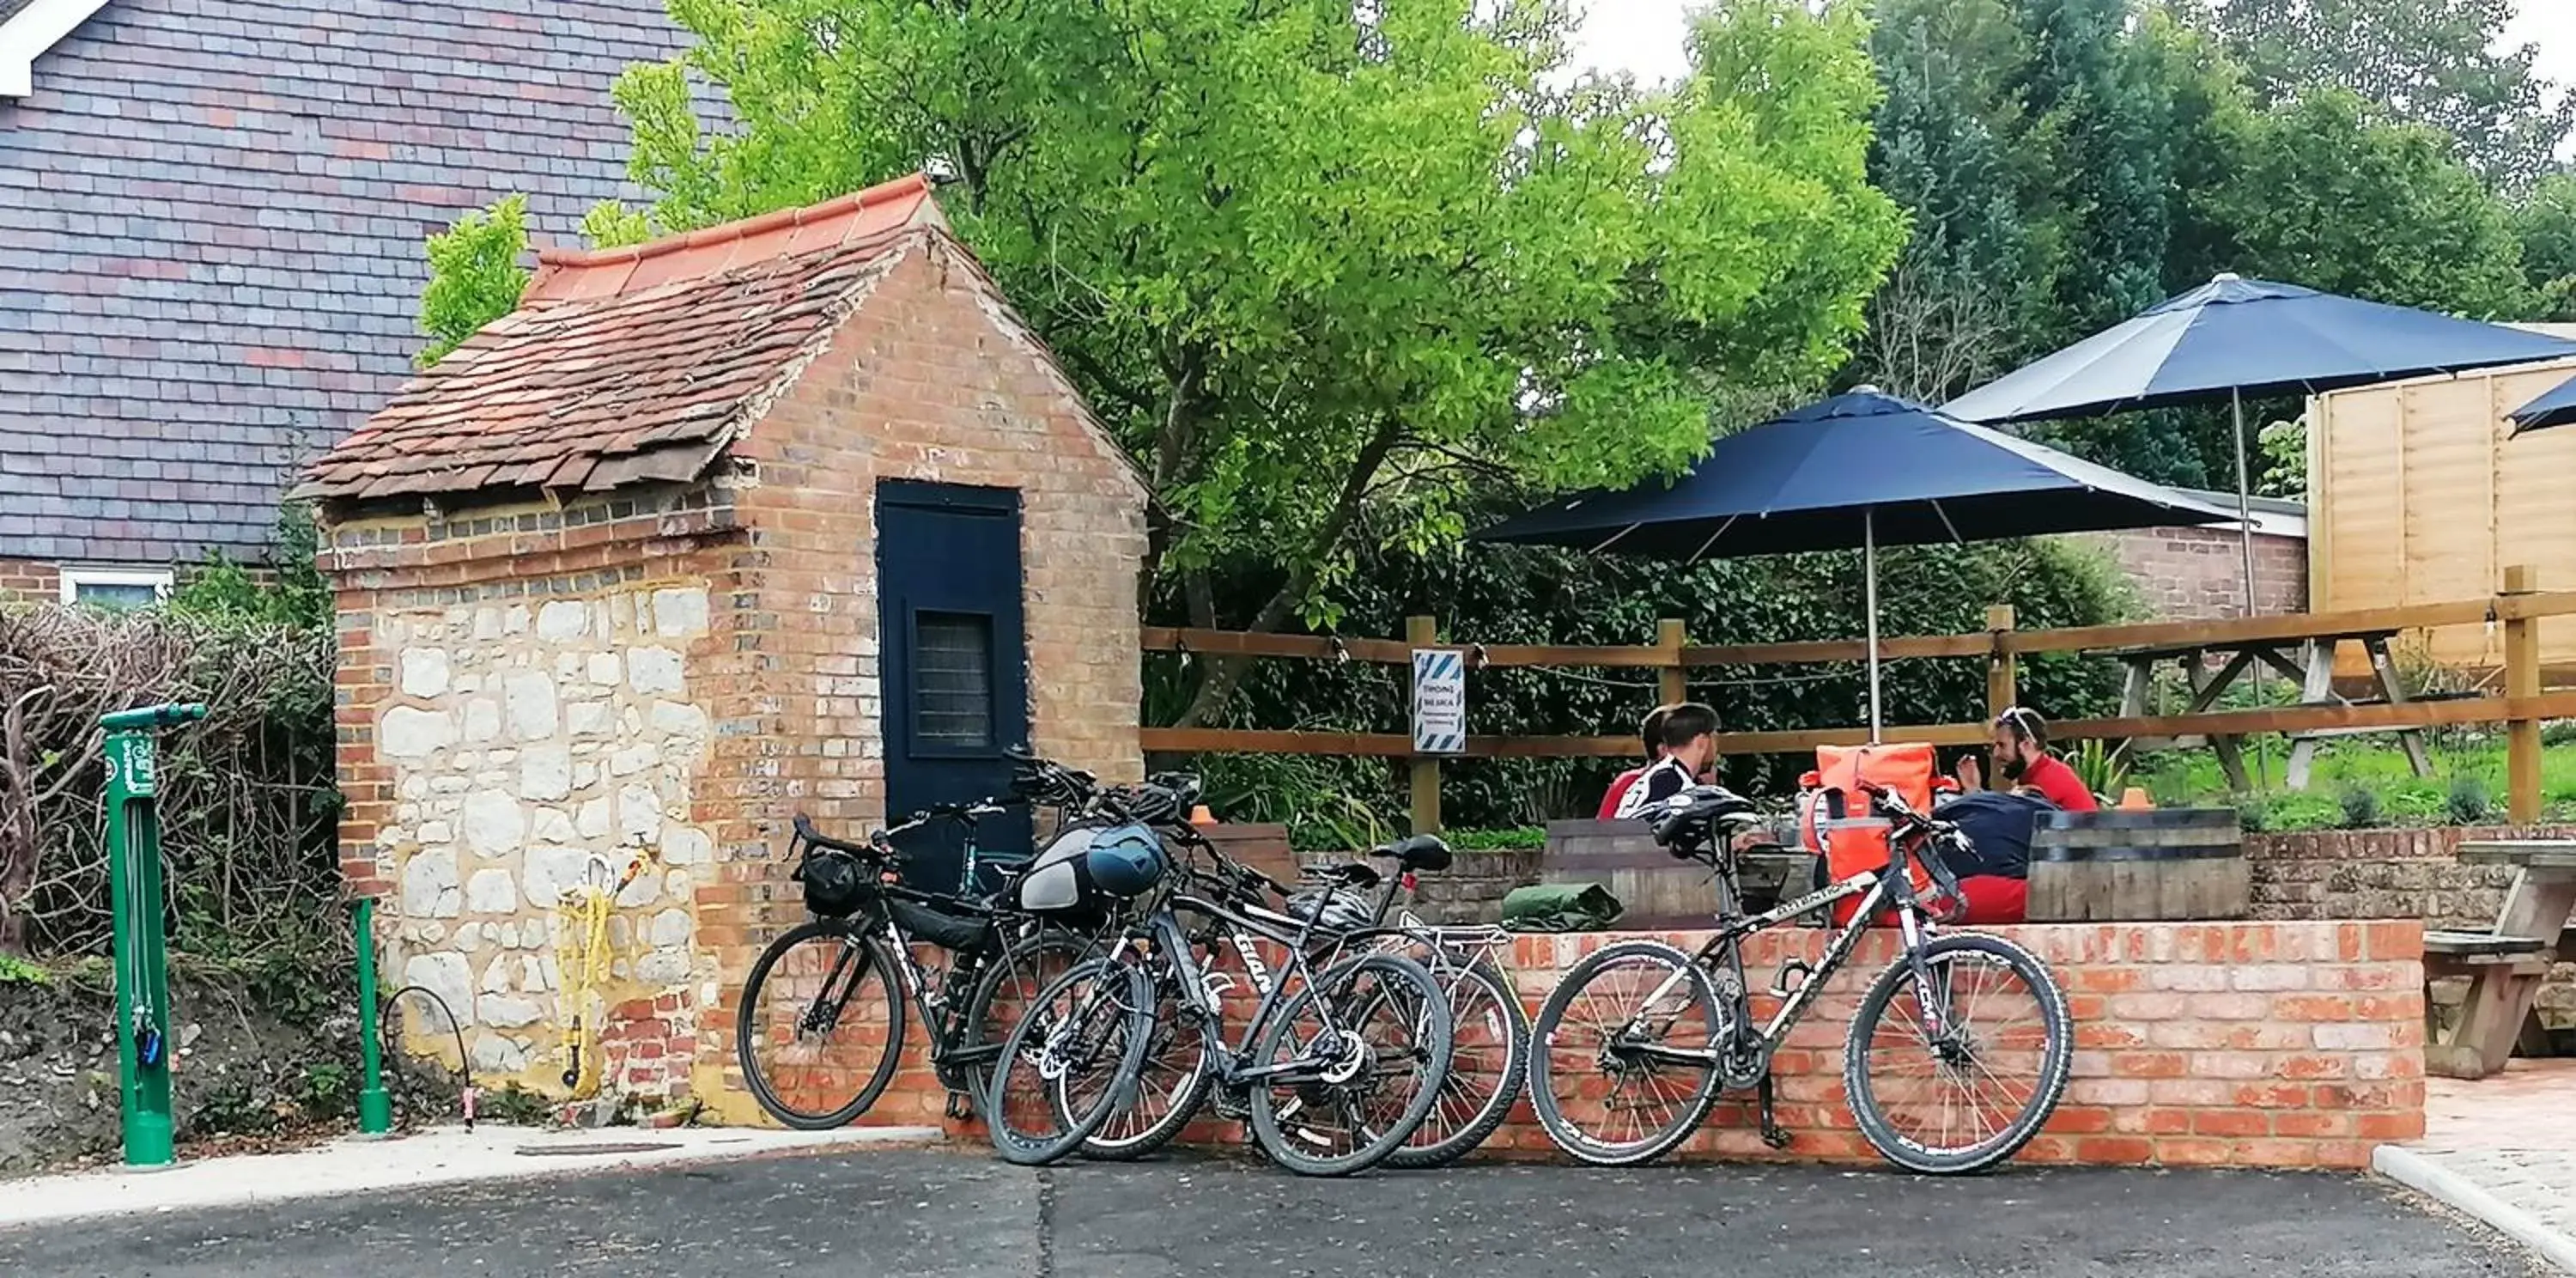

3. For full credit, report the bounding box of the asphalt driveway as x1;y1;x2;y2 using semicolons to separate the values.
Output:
0;1147;2546;1278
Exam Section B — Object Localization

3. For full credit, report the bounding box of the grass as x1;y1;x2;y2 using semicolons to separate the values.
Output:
2129;732;2576;831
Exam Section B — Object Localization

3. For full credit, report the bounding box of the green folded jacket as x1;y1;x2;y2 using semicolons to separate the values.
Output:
1498;881;1625;933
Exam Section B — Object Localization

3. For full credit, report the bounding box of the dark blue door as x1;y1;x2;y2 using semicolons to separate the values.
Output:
877;480;1032;892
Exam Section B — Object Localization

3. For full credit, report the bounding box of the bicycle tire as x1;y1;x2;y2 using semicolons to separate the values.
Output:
1244;952;1453;1178
736;920;905;1130
1078;966;1218;1161
1384;949;1529;1170
987;957;1155;1166
1844;932;2072;1175
1526;939;1724;1167
955;928;1103;1120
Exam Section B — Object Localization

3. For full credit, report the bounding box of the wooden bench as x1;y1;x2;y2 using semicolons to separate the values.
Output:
2423;922;2564;1079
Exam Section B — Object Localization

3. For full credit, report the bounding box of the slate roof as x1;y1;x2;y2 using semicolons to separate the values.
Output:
0;0;692;564
296;173;944;503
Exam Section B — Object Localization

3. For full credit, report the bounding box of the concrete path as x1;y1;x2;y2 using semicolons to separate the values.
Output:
0;1122;941;1230
0;1147;2547;1277
2378;1058;2576;1274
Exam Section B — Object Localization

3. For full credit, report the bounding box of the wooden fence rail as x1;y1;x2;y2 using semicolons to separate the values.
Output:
1141;567;2576;830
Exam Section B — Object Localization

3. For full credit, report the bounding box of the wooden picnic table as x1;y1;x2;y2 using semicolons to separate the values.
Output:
2108;627;2435;792
2424;840;2576;1080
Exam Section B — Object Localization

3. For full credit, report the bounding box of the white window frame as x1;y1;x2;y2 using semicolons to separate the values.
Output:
58;566;173;606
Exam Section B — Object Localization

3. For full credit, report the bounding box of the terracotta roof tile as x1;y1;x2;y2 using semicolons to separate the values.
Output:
295;173;942;505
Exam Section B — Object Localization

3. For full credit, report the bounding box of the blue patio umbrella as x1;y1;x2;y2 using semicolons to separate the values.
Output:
2508;370;2576;435
1941;273;2576;599
1473;389;2233;738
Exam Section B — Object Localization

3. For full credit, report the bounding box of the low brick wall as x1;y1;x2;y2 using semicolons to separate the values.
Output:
2248;825;2574;1031
881;919;2424;1170
1291;847;1543;925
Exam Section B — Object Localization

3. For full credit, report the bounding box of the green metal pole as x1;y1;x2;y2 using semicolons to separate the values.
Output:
355;896;392;1135
100;701;206;1168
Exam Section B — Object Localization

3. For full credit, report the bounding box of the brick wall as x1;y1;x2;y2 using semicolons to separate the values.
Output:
685;240;1149;1117
2098;526;2307;618
909;920;2424;1169
0;557;58;603
1;0;688;566
2248;825;2575;1031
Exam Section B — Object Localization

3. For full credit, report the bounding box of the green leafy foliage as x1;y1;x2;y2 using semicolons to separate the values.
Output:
1444;827;1546;851
581;0;1902;722
2336;785;2382;830
2447;774;2494;825
416;194;531;368
0;953;49;984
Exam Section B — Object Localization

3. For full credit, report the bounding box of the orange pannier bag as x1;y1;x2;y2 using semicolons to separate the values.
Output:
1797;743;1937;924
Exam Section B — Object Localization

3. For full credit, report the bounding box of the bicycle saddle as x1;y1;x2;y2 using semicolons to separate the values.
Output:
1367;833;1452;873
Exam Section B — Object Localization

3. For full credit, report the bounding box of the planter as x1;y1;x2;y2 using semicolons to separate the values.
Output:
2027;808;2248;922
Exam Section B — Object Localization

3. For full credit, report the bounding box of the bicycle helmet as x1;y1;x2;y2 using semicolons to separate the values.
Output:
1016;822;1169;916
1283;888;1376;933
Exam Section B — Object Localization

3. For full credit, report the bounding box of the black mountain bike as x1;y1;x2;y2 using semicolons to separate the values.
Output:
1528;781;2072;1175
734;758;1106;1129
1013;813;1455;1177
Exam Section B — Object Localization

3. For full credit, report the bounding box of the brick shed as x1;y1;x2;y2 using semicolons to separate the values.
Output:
295;173;1148;1116
2093;490;2308;620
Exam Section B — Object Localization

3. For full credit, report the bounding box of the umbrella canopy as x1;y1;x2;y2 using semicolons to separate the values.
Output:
1939;274;2576;424
2508;369;2576;435
1477;390;2235;558
1474;390;2233;737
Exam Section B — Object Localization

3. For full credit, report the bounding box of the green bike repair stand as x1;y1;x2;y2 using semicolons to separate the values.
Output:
102;701;207;1168
353;895;393;1135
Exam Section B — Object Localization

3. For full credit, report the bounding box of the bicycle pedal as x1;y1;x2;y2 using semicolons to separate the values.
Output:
1761;1125;1794;1151
1768;960;1814;1000
943;1091;977;1123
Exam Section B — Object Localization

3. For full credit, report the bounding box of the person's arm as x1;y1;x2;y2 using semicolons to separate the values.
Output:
1955;753;1984;792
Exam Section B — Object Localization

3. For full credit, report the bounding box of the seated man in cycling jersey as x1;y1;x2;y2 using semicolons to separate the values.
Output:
1598;704;1672;819
1613;703;1771;855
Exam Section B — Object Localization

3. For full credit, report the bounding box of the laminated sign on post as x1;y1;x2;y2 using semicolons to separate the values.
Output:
1413;648;1467;755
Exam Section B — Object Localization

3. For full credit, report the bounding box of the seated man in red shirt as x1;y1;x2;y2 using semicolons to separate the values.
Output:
1598;704;1672;819
1946;707;2095;924
1955;706;2098;812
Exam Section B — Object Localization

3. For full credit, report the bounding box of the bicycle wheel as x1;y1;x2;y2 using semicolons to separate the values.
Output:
1244;952;1453;1178
736;920;905;1130
1527;939;1725;1167
1385;948;1529;1170
1079;966;1218;1161
957;927;1101;1116
987;957;1155;1166
1844;932;2072;1175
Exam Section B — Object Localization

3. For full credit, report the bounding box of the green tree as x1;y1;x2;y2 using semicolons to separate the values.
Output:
581;0;1902;723
2514;173;2576;320
415;195;531;368
2196;90;2529;319
1856;0;2045;399
2192;0;2574;191
2016;0;2176;337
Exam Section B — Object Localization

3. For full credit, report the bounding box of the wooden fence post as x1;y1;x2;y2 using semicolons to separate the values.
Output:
1657;618;1687;707
1985;605;2018;723
1407;614;1441;835
2504;565;2542;825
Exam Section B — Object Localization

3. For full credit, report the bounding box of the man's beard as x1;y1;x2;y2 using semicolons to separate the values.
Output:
1999;752;2029;782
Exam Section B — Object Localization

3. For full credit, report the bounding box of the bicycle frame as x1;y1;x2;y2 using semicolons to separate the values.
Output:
1130;886;1368;1091
1618;813;1959;1071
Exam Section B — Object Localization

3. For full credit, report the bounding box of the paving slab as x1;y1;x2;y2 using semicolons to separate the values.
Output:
2379;1058;2576;1275
0;1122;942;1230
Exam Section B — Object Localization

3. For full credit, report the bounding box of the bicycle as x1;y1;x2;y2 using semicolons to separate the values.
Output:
734;761;1109;1129
1299;834;1531;1170
1527;780;2073;1175
1012;800;1456;1177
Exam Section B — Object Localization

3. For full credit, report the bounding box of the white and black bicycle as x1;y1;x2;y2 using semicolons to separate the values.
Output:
1527;781;2072;1175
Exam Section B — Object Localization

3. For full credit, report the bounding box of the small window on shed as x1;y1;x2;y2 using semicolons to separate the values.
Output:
60;567;172;611
914;612;994;748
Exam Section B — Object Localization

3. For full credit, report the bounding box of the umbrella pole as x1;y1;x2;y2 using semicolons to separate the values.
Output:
1866;508;1882;743
2232;387;2271;789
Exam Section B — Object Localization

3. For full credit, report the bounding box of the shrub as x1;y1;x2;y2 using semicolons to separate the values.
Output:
1445;827;1546;851
2260;793;2344;831
2337;786;2382;830
2382;782;2445;827
2446;776;2494;826
0;571;338;977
